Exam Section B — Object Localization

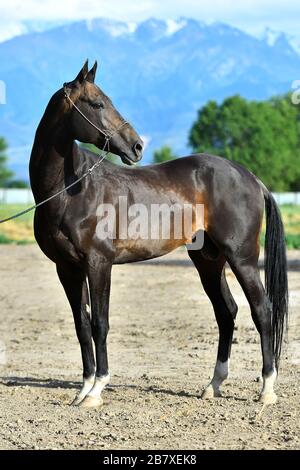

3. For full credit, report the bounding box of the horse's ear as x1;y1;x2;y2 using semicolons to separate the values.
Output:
86;61;98;83
74;59;89;83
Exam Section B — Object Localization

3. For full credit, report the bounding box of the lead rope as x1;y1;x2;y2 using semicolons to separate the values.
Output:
0;90;129;224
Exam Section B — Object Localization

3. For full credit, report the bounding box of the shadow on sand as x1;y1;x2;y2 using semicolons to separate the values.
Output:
0;376;247;401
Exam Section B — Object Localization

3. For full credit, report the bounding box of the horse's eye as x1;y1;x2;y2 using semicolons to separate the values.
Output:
91;102;104;109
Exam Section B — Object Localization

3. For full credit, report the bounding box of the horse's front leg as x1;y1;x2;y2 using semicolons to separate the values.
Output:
79;257;112;408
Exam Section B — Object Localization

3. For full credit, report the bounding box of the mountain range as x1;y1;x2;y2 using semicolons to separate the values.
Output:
0;17;300;180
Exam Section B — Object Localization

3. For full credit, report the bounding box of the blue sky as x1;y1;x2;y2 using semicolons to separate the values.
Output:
0;0;300;42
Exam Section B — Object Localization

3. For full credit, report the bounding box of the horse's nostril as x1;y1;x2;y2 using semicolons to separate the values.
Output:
134;141;143;157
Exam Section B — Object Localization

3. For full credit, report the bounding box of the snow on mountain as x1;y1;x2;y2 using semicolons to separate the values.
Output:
263;27;282;46
85;18;137;37
165;18;187;36
0;21;27;43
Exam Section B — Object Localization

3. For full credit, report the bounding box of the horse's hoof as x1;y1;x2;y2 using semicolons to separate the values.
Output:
259;392;277;405
70;396;85;406
201;385;222;399
78;395;104;408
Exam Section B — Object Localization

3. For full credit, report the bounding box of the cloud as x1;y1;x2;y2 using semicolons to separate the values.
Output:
0;0;155;21
0;0;300;40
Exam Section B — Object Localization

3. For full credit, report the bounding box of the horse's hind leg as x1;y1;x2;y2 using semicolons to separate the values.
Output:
226;256;277;404
57;263;95;406
188;248;237;398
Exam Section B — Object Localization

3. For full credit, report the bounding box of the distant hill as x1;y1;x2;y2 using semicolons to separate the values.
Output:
0;17;299;180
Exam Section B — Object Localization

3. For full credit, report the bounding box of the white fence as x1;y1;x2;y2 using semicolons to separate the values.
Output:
0;189;34;205
272;193;300;205
0;189;300;205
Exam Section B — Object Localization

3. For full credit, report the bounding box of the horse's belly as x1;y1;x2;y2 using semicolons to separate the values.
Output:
113;238;185;264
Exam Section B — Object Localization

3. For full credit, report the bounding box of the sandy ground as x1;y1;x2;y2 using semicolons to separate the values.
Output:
0;245;299;450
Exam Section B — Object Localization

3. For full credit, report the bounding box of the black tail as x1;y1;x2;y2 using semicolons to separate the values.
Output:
263;188;288;370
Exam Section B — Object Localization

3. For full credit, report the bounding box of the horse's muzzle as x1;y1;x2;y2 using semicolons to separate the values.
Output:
133;140;144;161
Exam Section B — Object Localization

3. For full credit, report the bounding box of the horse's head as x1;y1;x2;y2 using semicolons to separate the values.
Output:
62;60;143;165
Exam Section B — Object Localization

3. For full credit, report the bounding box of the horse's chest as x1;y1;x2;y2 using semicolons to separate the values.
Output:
34;213;82;264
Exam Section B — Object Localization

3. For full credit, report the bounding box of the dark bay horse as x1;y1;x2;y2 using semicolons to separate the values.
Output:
30;60;288;408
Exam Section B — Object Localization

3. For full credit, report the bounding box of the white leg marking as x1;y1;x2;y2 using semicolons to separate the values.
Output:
259;369;277;404
201;360;229;399
87;374;110;397
71;375;95;406
79;373;110;408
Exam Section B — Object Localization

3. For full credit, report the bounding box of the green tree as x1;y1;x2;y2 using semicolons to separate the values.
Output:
0;137;14;187
153;146;176;164
5;179;29;188
189;94;300;191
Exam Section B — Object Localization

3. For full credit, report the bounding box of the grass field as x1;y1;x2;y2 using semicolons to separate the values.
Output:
0;203;300;248
0;205;35;244
279;205;300;249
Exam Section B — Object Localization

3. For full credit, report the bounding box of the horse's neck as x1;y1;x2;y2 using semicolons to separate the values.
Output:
30;116;74;200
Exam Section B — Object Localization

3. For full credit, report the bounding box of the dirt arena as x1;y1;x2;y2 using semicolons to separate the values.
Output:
0;245;299;450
